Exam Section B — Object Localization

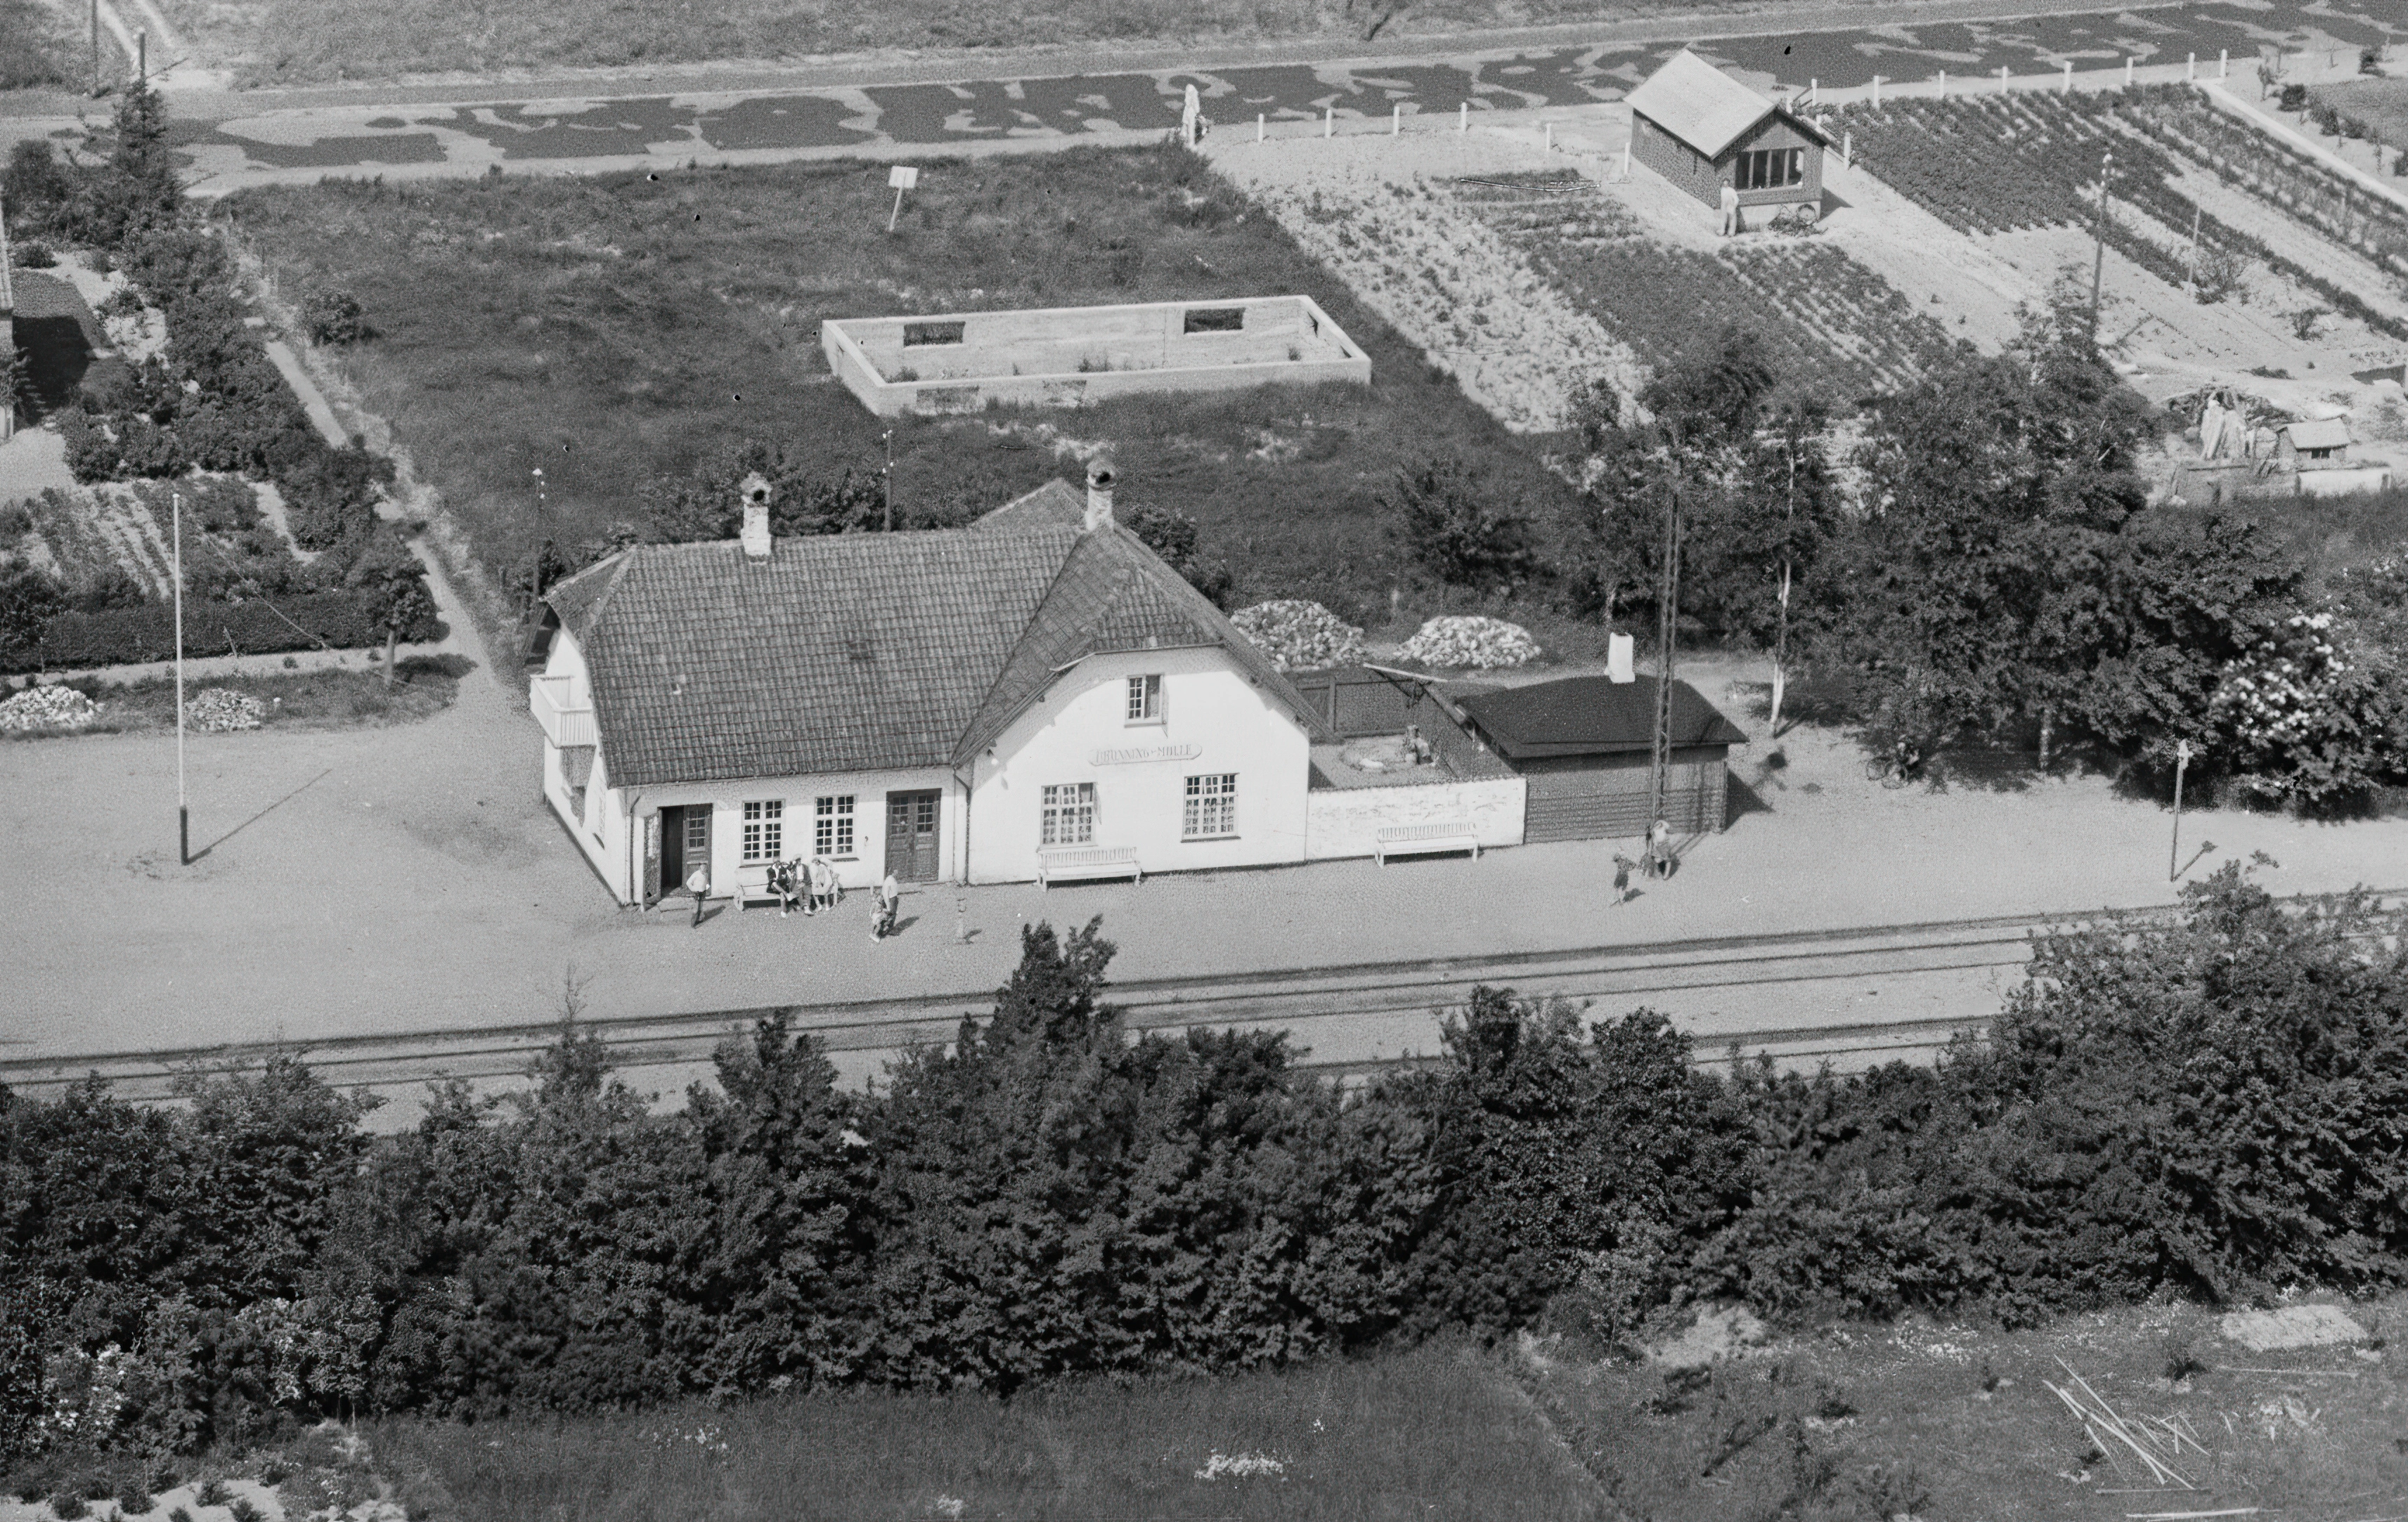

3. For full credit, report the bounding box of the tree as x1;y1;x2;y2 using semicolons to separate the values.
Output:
1125;503;1235;607
0;564;66;656
350;540;436;688
647;440;891;542
1638;327;1776;450
1736;396;1839;734
1382;456;1541;596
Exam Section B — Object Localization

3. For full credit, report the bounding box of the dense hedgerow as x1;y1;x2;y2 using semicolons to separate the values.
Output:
6;870;2405;1478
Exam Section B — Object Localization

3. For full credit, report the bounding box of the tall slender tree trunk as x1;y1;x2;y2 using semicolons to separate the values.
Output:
2038;706;2054;772
384;625;398;690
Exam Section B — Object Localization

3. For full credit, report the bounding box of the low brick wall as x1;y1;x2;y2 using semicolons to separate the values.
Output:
1304;776;1526;860
824;295;1371;417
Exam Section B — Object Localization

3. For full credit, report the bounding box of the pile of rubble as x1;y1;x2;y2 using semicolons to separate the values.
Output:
187;688;266;732
0;683;103;731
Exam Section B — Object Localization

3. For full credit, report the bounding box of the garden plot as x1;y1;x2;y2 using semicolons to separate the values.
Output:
1212;133;1641;434
1454;174;1955;400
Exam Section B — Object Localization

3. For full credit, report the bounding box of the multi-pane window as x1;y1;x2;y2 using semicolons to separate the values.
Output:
1041;783;1096;846
1126;673;1163;723
742;800;783;862
1735;147;1805;190
1183;774;1238;839
683;810;709;859
815;795;855;857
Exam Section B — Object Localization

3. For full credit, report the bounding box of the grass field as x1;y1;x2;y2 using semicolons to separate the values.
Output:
1;661;463;739
0;0;78;91
356;1296;2408;1522
370;1340;1611;1522
150;0;1849;89
221;144;1569;635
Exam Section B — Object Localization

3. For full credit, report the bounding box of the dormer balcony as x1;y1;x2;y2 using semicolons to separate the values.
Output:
530;674;595;748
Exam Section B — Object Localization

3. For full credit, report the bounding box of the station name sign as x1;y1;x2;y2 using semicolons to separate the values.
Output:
1092;743;1202;766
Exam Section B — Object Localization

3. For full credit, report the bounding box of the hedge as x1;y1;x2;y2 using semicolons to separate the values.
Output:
8;591;444;672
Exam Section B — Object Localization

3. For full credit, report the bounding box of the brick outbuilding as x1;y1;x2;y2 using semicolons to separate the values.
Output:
1626;49;1831;223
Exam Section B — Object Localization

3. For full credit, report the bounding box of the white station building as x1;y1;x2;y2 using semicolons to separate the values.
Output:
528;467;1361;904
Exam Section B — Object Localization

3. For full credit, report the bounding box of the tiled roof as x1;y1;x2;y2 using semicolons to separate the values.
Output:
972;479;1087;533
1626;49;1824;159
553;483;1327;788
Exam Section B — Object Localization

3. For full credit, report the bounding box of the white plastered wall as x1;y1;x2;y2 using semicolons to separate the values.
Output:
965;646;1312;885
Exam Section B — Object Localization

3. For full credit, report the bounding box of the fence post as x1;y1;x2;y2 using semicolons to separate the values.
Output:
1257;112;1265;143
2187;52;2196;81
1938;70;1947;97
1999;65;2009;92
1392;103;1401;134
2220;48;2229;79
1543;121;1553;152
1323;105;1333;138
2062;60;2073;93
1871;74;1881;107
2125;58;2133;88
1843;129;1852;168
1459;100;1468;131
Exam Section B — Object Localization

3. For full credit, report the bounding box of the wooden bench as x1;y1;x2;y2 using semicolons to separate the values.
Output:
1375;819;1481;866
1037;845;1143;889
732;862;791;911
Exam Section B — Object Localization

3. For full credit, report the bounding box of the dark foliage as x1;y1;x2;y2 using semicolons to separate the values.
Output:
6;590;441;674
5;866;2405;1473
1382;457;1541;595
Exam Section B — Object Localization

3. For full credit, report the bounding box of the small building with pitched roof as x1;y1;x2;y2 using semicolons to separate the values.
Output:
530;465;1352;902
2273;417;2350;471
1444;672;1747;843
1626;49;1830;221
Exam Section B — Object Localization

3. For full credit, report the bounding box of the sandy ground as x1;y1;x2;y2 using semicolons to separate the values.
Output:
1211;119;1645;432
1817;157;2033;353
0;426;75;500
7;646;2404;1103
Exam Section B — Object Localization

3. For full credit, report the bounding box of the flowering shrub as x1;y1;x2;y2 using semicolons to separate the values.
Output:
2210;611;2397;809
1400;615;1539;670
1229;599;1365;672
186;689;266;733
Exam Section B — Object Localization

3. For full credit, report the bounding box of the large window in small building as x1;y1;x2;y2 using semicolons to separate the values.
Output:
742;800;784;862
1184;773;1238;840
815;795;855;857
1042;783;1096;846
1127;673;1163;723
1183;306;1245;334
903;320;966;346
1734;147;1806;191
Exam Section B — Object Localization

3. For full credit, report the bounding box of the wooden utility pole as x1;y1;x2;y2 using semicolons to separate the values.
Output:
90;0;100;94
2090;150;2114;341
881;428;895;531
1647;479;1683;849
174;490;188;866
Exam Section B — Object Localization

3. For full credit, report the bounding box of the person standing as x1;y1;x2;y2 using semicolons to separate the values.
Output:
685;862;711;928
1612;852;1634;905
1718;180;1741;237
872;871;902;941
1646;818;1674;879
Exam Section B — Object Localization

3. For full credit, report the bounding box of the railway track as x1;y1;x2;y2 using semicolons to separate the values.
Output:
9;890;2397;1111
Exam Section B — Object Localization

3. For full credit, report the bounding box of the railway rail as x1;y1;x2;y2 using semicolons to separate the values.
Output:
8;889;2398;1111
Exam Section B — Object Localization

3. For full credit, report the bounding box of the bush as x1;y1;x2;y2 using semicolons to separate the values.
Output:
6;589;441;673
1380;457;1541;594
49;1492;89;1520
56;410;124;484
2279;84;2308;112
299;289;370;346
15;240;57;270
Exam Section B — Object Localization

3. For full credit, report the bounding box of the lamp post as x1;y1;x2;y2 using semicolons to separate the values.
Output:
2169;739;2192;881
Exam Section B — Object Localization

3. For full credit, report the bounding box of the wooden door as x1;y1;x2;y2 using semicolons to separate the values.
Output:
885;791;941;882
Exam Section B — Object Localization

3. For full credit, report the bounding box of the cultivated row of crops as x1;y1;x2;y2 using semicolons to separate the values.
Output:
1451;174;1953;400
1832;88;2408;341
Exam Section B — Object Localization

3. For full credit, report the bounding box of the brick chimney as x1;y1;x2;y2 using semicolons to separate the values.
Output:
1607;632;1635;684
1084;457;1117;532
738;471;772;561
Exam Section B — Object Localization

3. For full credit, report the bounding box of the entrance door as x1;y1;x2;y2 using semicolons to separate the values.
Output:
661;806;710;895
885;790;941;882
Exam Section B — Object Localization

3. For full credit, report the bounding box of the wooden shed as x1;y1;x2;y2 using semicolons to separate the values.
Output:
2273;418;2351;471
1626;50;1830;219
1445;675;1747;843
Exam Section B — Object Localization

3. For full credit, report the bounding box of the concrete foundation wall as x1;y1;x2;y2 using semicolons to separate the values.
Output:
1304;777;1527;860
825;296;1372;417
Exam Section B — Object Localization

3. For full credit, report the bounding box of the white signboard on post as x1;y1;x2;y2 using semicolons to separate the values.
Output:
886;164;919;232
